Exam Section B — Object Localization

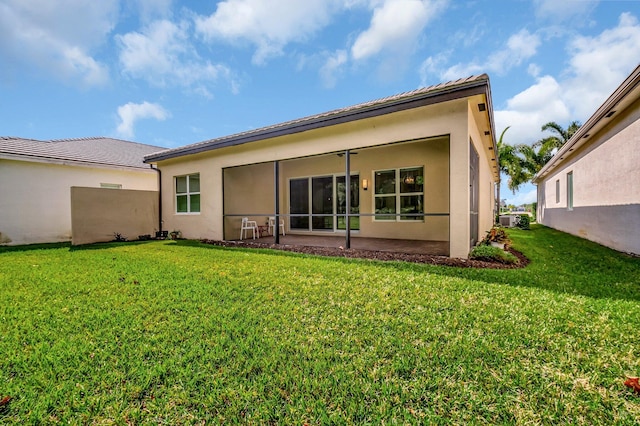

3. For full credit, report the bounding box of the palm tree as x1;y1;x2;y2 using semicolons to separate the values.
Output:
498;121;582;194
497;127;529;193
534;120;581;152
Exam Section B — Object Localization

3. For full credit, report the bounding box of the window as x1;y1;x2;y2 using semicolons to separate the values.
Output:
289;174;359;231
374;167;424;221
555;179;560;203
175;174;200;213
100;183;122;189
566;171;573;210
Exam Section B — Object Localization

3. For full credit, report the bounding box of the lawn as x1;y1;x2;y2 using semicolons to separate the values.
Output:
1;225;639;424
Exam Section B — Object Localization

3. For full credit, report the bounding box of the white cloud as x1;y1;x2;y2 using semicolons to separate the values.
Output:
438;29;541;81
0;0;116;86
503;185;537;206
563;12;640;120
319;50;348;88
495;75;570;145
496;12;640;146
117;19;235;97
116;102;170;139
134;0;173;21
351;0;445;61
533;0;599;22
194;0;337;65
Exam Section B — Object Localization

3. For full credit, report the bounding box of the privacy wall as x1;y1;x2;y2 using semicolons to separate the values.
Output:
71;187;159;245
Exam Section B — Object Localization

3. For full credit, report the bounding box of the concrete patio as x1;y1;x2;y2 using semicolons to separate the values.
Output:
233;234;450;256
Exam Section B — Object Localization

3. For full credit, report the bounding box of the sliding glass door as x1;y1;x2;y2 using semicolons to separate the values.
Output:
312;176;333;230
336;175;359;230
290;174;359;231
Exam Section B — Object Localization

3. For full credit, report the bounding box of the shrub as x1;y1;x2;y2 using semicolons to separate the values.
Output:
113;232;127;242
470;245;519;264
481;226;510;245
516;214;530;230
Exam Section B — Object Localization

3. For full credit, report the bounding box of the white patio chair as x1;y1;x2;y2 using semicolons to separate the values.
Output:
240;217;258;239
268;216;285;236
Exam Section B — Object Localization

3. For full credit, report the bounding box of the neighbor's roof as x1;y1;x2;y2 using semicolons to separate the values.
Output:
534;64;640;182
0;136;164;170
145;74;495;163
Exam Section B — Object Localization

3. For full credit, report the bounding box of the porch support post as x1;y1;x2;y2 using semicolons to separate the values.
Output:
274;160;280;245
345;150;351;249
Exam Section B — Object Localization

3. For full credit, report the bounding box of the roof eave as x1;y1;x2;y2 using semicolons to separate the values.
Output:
0;152;153;171
533;64;640;183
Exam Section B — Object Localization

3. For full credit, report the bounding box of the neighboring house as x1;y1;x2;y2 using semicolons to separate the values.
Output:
0;137;162;245
533;65;640;255
145;75;499;259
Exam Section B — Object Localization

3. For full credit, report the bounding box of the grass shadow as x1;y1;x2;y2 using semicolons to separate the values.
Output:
378;224;640;303
68;240;168;251
183;226;640;303
0;242;72;253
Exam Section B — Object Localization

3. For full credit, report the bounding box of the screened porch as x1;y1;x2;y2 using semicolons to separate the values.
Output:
222;137;451;255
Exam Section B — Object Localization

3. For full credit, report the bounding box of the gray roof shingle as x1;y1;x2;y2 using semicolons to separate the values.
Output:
0;136;164;169
145;74;493;162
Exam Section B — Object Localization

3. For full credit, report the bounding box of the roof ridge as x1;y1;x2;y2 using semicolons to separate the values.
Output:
182;74;488;149
49;136;105;142
48;136;164;149
0;136;43;142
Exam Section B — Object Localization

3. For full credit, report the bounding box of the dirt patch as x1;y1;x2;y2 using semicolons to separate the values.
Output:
200;239;529;269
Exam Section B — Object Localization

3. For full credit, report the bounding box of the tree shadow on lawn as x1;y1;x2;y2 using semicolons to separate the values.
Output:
0;241;73;253
0;240;167;254
379;226;640;303
184;227;640;303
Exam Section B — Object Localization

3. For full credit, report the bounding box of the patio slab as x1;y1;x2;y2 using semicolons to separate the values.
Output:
235;234;449;256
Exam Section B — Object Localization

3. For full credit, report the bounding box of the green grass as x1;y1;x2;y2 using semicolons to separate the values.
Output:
1;225;639;424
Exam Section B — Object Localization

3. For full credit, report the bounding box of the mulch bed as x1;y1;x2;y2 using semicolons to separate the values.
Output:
200;239;529;269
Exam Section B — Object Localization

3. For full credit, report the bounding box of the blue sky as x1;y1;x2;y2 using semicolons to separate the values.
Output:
2;0;639;206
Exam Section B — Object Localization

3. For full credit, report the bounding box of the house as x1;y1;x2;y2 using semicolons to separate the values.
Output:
533;65;640;255
0;137;162;246
144;75;499;259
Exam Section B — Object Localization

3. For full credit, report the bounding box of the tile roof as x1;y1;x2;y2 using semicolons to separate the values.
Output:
0;136;164;169
145;74;492;162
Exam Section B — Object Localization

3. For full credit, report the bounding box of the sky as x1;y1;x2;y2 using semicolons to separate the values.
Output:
2;0;640;206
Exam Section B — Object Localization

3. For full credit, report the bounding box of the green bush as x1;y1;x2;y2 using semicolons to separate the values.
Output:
516;214;530;230
470;245;519;264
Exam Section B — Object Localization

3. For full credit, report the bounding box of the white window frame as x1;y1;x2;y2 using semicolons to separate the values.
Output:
373;166;424;222
175;173;201;214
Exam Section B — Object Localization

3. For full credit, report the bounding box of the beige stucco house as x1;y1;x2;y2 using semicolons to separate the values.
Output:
533;64;640;255
145;75;499;259
0;137;161;246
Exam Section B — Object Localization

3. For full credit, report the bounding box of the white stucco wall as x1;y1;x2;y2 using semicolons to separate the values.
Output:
154;97;497;258
0;159;158;246
537;98;640;255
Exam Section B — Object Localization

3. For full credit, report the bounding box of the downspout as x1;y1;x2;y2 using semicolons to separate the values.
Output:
496;177;500;223
150;164;163;233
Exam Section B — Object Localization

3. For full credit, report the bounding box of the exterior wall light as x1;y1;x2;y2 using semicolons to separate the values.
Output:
362;178;369;190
